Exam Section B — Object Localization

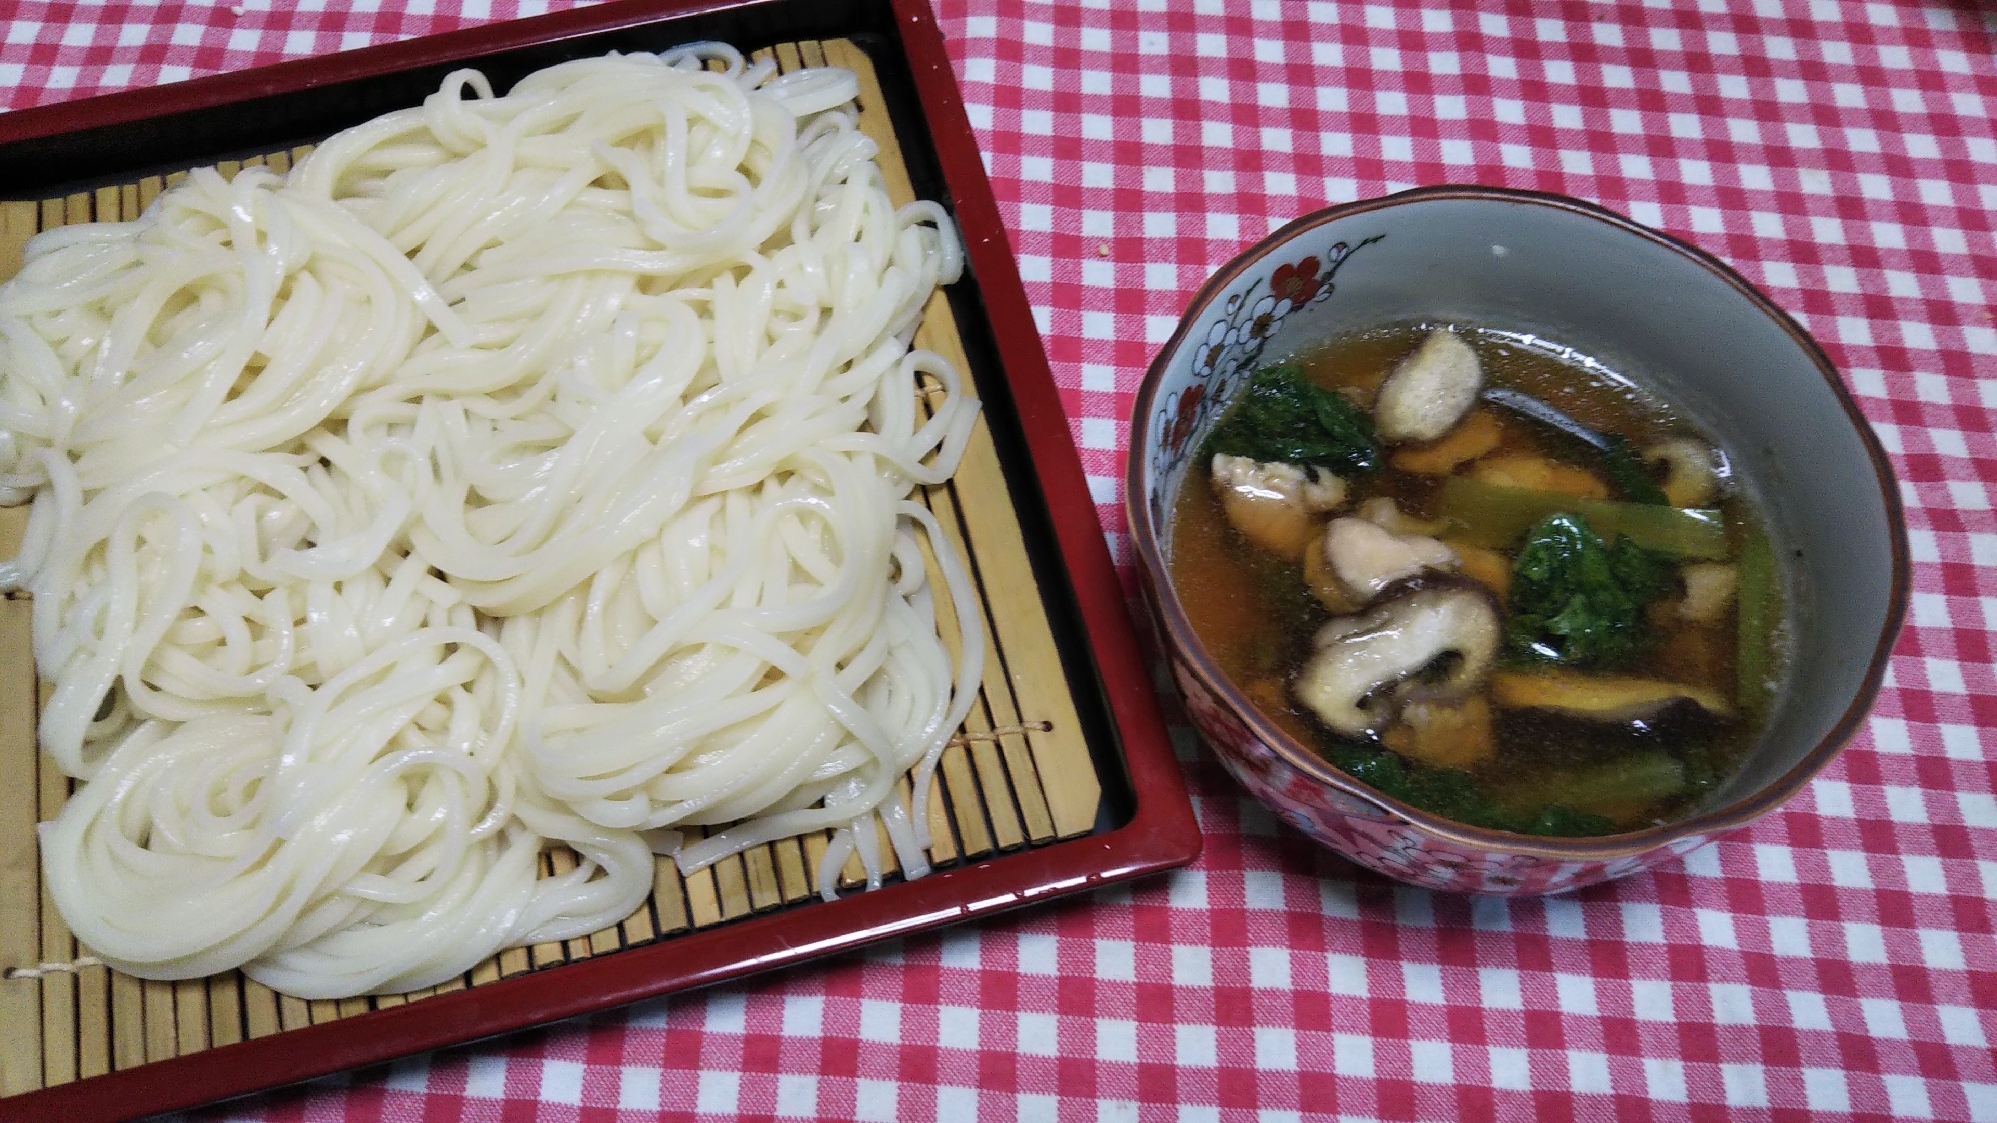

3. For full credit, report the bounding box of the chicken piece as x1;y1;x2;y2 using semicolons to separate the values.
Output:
1374;328;1485;444
1210;454;1349;561
1471;454;1610;500
1678;562;1738;625
1382;695;1497;770
1389;409;1505;476
1322;517;1458;603
1302;533;1365;615
1356;496;1452;538
1643;439;1721;508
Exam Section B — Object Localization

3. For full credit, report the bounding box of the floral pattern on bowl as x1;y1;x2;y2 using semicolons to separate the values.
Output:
1147;234;1382;537
1168;644;1709;894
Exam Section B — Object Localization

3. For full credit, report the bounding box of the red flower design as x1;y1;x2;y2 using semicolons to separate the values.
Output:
1168;384;1204;454
1269;256;1322;306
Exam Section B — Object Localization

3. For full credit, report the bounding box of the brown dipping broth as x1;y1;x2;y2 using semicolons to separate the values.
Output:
1170;323;1783;833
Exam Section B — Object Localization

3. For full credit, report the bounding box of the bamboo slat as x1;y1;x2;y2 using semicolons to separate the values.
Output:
243;981;281;1041
714;855;754;921
497;946;532;980
109;974;143;1071
37;751;76;1088
173;980;208;1057
744;847;783;913
76;964;108;1078
652;857;691;936
140;981;175;1063
210;980;244;1049
468;958;502;990
277;994;310;1033
0;200;39;284
682;852;725;929
0;601;42;1097
0;38;1107;1098
773;837;812;902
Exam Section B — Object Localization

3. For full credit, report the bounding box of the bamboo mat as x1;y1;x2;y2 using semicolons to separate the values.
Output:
0;38;1101;1098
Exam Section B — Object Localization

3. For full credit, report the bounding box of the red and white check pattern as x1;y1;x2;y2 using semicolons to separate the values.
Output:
6;2;1995;1120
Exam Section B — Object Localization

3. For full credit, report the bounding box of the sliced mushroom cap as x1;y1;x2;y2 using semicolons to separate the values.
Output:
1293;583;1502;736
1489;668;1735;723
1643;438;1721;508
1210;454;1350;561
1323;516;1458;603
1374;328;1484;444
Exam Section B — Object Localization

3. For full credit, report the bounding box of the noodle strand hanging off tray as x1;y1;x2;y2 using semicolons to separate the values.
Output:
0;42;984;1000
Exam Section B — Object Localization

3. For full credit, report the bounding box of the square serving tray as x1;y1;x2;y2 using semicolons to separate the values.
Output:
0;3;1199;1120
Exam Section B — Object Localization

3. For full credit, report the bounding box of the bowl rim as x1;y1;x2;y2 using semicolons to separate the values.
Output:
1125;183;1912;861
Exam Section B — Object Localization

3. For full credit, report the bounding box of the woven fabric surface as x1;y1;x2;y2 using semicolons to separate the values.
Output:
5;1;1996;1120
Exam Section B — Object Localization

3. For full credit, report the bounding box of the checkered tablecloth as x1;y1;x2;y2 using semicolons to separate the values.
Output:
6;1;1996;1120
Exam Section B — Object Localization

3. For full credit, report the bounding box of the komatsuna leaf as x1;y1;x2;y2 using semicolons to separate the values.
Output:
1505;512;1674;669
1204;364;1381;477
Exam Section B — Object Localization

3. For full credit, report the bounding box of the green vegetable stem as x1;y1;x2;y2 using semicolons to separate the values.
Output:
1437;477;1728;559
1737;528;1777;720
1494;751;1687;820
1482;386;1668;505
1204;364;1382;477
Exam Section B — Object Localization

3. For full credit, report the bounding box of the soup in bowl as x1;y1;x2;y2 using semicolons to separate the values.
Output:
1128;187;1907;895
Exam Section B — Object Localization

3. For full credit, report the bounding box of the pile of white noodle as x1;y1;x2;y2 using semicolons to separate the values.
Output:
0;44;984;999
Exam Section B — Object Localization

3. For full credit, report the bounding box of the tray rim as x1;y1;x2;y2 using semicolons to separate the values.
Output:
0;2;1201;1120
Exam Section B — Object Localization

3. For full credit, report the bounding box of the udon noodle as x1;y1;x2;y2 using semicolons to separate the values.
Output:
0;44;983;998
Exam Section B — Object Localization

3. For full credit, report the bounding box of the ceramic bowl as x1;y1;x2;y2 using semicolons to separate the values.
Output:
1127;186;1908;895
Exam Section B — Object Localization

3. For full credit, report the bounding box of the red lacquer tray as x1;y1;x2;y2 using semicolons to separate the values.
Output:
0;3;1199;1120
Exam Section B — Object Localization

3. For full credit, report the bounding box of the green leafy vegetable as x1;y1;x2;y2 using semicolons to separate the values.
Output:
1506;513;1674;669
1436;477;1728;559
1317;738;1622;837
1320;739;1508;830
1205;364;1381;477
1404;768;1515;832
